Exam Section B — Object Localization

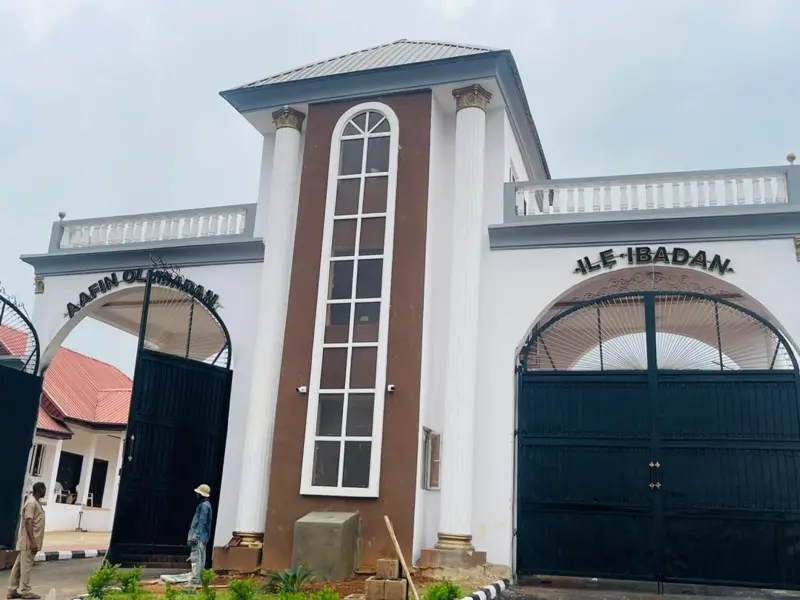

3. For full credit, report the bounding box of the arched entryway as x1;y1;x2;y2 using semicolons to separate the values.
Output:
31;267;234;568
0;293;42;550
515;290;800;588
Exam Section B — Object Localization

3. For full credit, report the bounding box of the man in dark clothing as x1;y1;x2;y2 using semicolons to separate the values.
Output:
187;484;212;585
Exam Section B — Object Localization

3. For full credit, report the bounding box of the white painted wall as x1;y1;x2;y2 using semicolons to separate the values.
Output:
413;103;532;562
472;237;800;568
503;112;529;182
30;261;263;543
412;94;456;562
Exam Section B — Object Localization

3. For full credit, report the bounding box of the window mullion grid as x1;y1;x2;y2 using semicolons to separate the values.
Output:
327;297;380;304
335;131;370;488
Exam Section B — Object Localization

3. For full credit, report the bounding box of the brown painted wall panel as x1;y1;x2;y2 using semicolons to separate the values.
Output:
263;91;432;571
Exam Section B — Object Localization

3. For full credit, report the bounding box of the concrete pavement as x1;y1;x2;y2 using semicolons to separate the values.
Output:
7;557;101;600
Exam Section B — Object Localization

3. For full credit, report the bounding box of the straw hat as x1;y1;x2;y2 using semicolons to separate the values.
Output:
194;484;211;498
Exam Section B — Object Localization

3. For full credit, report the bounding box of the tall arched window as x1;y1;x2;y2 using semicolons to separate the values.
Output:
300;103;399;497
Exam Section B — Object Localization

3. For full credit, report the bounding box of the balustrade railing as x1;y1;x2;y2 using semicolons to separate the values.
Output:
56;205;254;250
512;168;790;217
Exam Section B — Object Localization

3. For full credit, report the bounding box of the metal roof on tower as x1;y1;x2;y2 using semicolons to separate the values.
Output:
221;38;551;180
235;39;499;88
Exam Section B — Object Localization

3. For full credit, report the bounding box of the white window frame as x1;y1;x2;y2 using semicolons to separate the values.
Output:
422;428;441;491
300;102;400;498
28;443;46;477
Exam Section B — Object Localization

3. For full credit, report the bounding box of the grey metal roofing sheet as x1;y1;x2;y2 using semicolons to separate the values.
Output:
237;39;499;89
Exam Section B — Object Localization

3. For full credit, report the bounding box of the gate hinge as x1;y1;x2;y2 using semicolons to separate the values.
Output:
513;528;518;537
514;364;522;374
514;428;519;437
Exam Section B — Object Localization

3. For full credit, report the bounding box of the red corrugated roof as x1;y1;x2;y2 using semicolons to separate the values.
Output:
0;325;30;356
36;408;72;436
43;348;132;426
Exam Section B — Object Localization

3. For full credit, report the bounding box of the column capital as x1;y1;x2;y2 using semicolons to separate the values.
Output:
452;84;492;112
272;106;306;131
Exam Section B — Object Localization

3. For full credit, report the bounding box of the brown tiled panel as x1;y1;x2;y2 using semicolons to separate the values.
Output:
262;91;432;570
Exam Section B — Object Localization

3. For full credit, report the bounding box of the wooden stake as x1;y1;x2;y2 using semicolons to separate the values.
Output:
384;515;421;600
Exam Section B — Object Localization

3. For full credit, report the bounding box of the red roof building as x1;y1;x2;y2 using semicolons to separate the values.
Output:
0;329;132;439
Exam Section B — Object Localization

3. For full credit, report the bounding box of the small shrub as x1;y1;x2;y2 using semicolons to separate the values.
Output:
200;569;216;600
228;578;259;600
276;593;307;600
423;579;463;600
87;563;120;600
263;566;316;593
118;567;143;595
163;583;180;600
310;587;340;600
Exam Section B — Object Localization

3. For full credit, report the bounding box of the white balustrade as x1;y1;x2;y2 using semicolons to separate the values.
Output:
58;207;250;250
515;171;789;217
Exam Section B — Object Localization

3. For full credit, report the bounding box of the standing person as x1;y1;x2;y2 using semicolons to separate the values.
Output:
7;482;46;600
187;484;212;586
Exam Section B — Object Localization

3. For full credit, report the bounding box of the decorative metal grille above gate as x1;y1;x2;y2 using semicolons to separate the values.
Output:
140;272;231;368
520;291;796;373
0;294;40;374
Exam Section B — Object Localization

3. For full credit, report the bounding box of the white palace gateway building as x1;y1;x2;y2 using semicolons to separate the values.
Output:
6;39;800;588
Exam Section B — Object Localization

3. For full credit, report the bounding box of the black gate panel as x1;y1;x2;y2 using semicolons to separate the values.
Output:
658;371;800;587
517;372;655;580
108;349;232;567
517;291;800;589
0;366;42;548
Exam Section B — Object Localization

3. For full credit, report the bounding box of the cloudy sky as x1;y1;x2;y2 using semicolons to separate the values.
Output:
0;0;798;375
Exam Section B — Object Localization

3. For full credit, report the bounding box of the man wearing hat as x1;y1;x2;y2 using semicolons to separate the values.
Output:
187;484;212;586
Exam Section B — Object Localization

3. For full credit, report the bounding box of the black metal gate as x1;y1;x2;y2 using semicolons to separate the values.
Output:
516;291;800;588
0;294;42;549
108;269;233;567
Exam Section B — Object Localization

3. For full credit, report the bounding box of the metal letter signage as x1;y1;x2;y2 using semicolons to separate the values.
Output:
65;269;220;319
574;246;734;276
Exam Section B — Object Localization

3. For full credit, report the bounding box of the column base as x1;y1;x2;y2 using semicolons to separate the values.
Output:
418;548;488;570
212;546;262;573
233;531;264;549
435;533;474;551
421;534;486;569
211;532;264;573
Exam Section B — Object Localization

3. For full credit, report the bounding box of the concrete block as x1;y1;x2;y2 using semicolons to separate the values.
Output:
0;549;19;570
376;558;400;579
365;576;385;600
384;578;407;600
212;546;262;573
292;511;361;581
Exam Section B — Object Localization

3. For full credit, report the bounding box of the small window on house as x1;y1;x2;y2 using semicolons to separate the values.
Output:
422;428;441;491
28;443;46;477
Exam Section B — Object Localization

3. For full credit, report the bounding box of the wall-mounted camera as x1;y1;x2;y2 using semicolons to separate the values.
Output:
387;384;396;393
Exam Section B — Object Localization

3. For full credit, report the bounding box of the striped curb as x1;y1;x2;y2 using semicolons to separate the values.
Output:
461;579;510;600
35;549;106;563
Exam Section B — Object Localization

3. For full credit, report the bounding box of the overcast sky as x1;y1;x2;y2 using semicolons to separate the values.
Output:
0;0;798;376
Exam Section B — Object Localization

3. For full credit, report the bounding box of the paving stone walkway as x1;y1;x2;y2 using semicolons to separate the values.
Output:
41;531;110;552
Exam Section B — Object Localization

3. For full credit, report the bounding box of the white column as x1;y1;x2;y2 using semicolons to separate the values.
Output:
108;435;125;522
46;439;63;506
233;106;305;544
78;434;98;506
436;84;491;552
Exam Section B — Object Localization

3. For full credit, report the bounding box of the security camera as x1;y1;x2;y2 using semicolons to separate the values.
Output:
387;384;396;393
297;385;308;394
